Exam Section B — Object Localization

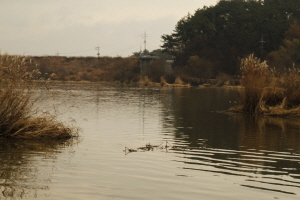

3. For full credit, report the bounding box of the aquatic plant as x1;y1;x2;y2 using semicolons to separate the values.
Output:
0;53;78;139
232;54;300;116
124;141;209;155
239;54;271;113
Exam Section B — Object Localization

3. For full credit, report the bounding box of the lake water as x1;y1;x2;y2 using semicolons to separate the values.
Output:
0;83;300;200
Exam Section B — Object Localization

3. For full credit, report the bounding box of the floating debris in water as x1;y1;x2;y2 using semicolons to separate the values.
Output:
124;147;137;153
124;141;208;154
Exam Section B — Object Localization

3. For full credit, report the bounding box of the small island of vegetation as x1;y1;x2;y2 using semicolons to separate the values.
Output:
230;54;300;117
0;54;78;139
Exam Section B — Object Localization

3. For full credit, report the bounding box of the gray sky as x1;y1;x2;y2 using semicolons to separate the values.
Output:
1;0;218;57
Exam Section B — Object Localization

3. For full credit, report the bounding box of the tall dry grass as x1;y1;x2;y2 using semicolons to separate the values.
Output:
0;53;78;139
233;54;300;116
239;54;271;113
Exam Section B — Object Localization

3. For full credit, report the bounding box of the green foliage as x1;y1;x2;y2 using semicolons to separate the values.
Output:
161;0;300;76
285;21;300;41
267;21;300;71
184;56;214;80
267;39;300;71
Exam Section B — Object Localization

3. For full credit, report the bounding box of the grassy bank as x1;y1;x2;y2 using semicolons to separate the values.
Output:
229;54;300;117
0;54;78;139
26;55;238;87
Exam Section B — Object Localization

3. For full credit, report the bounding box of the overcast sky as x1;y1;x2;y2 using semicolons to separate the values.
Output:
1;0;218;57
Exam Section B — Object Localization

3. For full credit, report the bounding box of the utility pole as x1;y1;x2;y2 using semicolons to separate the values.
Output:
141;31;147;54
55;51;60;56
259;36;266;59
95;45;100;58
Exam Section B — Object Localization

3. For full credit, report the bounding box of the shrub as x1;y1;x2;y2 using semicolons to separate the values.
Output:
0;54;78;139
160;76;168;86
240;54;271;113
215;72;233;86
144;59;166;82
235;54;300;115
184;56;214;80
174;77;184;85
138;76;151;86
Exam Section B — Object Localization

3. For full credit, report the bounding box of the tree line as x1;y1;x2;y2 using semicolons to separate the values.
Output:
161;0;300;80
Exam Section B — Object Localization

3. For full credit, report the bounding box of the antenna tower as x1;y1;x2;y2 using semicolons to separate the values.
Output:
95;45;100;58
142;32;147;53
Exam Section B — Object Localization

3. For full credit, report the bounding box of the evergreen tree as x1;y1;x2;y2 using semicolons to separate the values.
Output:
161;0;300;77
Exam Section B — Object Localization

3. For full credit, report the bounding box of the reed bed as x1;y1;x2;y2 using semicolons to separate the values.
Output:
160;76;168;86
138;76;152;86
231;54;300;116
0;53;78;139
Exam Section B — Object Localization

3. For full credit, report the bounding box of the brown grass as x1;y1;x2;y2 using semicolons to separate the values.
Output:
0;53;78;139
233;54;300;116
138;76;152;86
160;76;168;86
174;76;184;85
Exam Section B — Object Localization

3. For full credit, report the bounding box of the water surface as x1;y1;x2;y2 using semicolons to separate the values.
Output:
1;83;300;199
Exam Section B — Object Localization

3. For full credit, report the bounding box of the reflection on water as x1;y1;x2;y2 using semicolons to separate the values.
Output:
1;84;300;199
0;139;77;199
158;87;300;197
237;115;300;153
160;87;240;149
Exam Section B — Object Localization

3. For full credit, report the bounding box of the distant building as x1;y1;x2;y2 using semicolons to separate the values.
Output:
165;60;174;74
139;54;159;75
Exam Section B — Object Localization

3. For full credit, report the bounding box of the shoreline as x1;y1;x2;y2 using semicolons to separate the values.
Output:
37;80;300;118
41;79;242;88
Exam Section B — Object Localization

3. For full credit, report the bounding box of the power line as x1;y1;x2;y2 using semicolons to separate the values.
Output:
49;32;159;57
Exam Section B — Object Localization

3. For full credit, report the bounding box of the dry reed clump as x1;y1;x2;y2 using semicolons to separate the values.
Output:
160;76;168;86
3;116;78;139
235;54;300;116
173;76;191;87
239;54;271;113
174;76;184;85
138;76;152;86
0;53;78;139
